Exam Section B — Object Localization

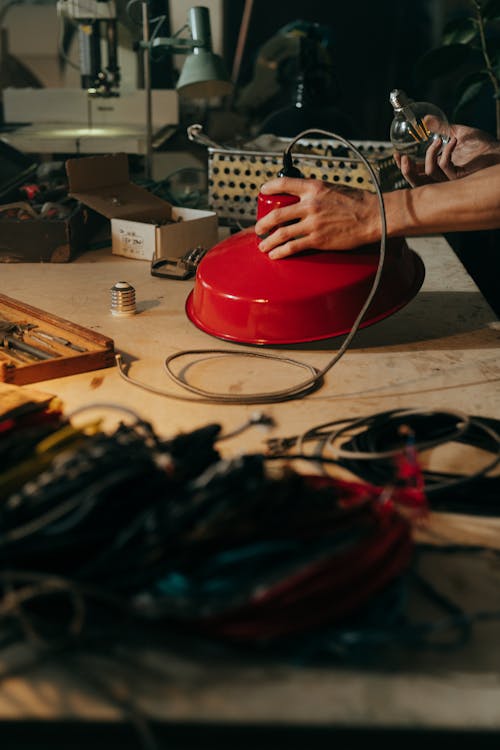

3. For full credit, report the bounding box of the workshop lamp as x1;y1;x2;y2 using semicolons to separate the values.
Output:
186;130;425;346
170;7;233;98
186;209;425;345
141;4;232;177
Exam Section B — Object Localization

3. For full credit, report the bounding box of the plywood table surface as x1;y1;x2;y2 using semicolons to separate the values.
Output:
0;234;499;733
1;235;498;453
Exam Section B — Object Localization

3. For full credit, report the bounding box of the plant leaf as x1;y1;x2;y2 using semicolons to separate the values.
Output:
442;17;477;45
414;44;474;83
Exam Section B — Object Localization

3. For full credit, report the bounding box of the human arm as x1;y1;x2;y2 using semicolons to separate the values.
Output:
255;164;500;259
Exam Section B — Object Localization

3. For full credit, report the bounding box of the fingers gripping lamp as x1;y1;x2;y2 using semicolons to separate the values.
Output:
140;4;233;178
186;130;425;346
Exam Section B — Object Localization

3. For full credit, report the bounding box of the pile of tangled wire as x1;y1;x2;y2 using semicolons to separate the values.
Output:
1;400;499;662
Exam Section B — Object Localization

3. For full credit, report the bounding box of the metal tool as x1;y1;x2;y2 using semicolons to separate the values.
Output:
30;329;87;352
0;319;19;333
23;334;60;357
2;334;57;360
110;281;137;317
151;245;208;280
0;318;84;359
0;346;34;364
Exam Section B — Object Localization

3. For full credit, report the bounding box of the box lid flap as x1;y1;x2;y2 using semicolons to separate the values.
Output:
66;153;172;222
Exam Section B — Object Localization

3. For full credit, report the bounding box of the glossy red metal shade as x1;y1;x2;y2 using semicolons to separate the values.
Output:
186;192;425;345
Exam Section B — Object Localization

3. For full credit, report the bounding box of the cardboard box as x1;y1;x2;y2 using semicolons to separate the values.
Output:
66;153;218;262
0;139;105;263
0;203;102;263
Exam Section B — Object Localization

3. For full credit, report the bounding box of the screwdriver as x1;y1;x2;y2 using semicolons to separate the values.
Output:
30;329;87;352
2;334;57;360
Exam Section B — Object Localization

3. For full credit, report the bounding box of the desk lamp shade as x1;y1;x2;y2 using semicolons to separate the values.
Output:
186;193;425;345
177;50;233;98
176;7;233;99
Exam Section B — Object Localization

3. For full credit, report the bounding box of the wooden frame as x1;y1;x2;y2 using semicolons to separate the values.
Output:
0;293;115;385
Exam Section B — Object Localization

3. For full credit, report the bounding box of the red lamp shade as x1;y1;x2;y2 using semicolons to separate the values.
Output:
186;193;425;345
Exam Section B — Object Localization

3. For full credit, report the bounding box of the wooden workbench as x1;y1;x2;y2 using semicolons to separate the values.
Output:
1;234;500;746
1;236;498;449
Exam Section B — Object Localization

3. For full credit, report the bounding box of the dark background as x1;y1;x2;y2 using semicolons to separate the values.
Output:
223;0;436;140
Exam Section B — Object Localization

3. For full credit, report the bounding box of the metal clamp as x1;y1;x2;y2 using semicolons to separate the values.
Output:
151;245;208;280
186;123;227;150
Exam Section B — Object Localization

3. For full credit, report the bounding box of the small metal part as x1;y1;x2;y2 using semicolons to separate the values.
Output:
187;123;227;150
0;347;32;365
151;246;207;280
217;411;275;441
30;328;87;352
2;334;56;360
265;436;298;455
389;88;411;112
24;333;60;356
249;411;276;427
110;281;137;317
0;319;17;334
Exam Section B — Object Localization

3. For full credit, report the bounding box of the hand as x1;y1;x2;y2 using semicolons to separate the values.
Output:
394;124;500;187
255;177;378;259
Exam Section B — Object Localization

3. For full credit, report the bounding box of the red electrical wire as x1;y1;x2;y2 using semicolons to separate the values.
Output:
191;474;422;642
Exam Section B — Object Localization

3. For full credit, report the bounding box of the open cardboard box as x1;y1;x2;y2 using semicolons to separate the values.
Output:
0;202;102;263
66;153;218;262
0;139;104;263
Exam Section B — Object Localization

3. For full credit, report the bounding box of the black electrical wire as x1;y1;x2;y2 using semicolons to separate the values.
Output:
332;411;500;497
264;408;500;514
4;411;500;720
116;127;389;404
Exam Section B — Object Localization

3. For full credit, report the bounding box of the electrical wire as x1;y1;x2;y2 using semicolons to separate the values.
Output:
67;402;150;427
264;408;500;506
324;407;471;461
338;414;500;497
3;413;500;694
216;411;275;440
115;350;320;404
116;127;388;404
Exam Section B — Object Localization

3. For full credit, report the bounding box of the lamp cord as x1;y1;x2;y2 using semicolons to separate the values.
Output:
116;128;387;404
